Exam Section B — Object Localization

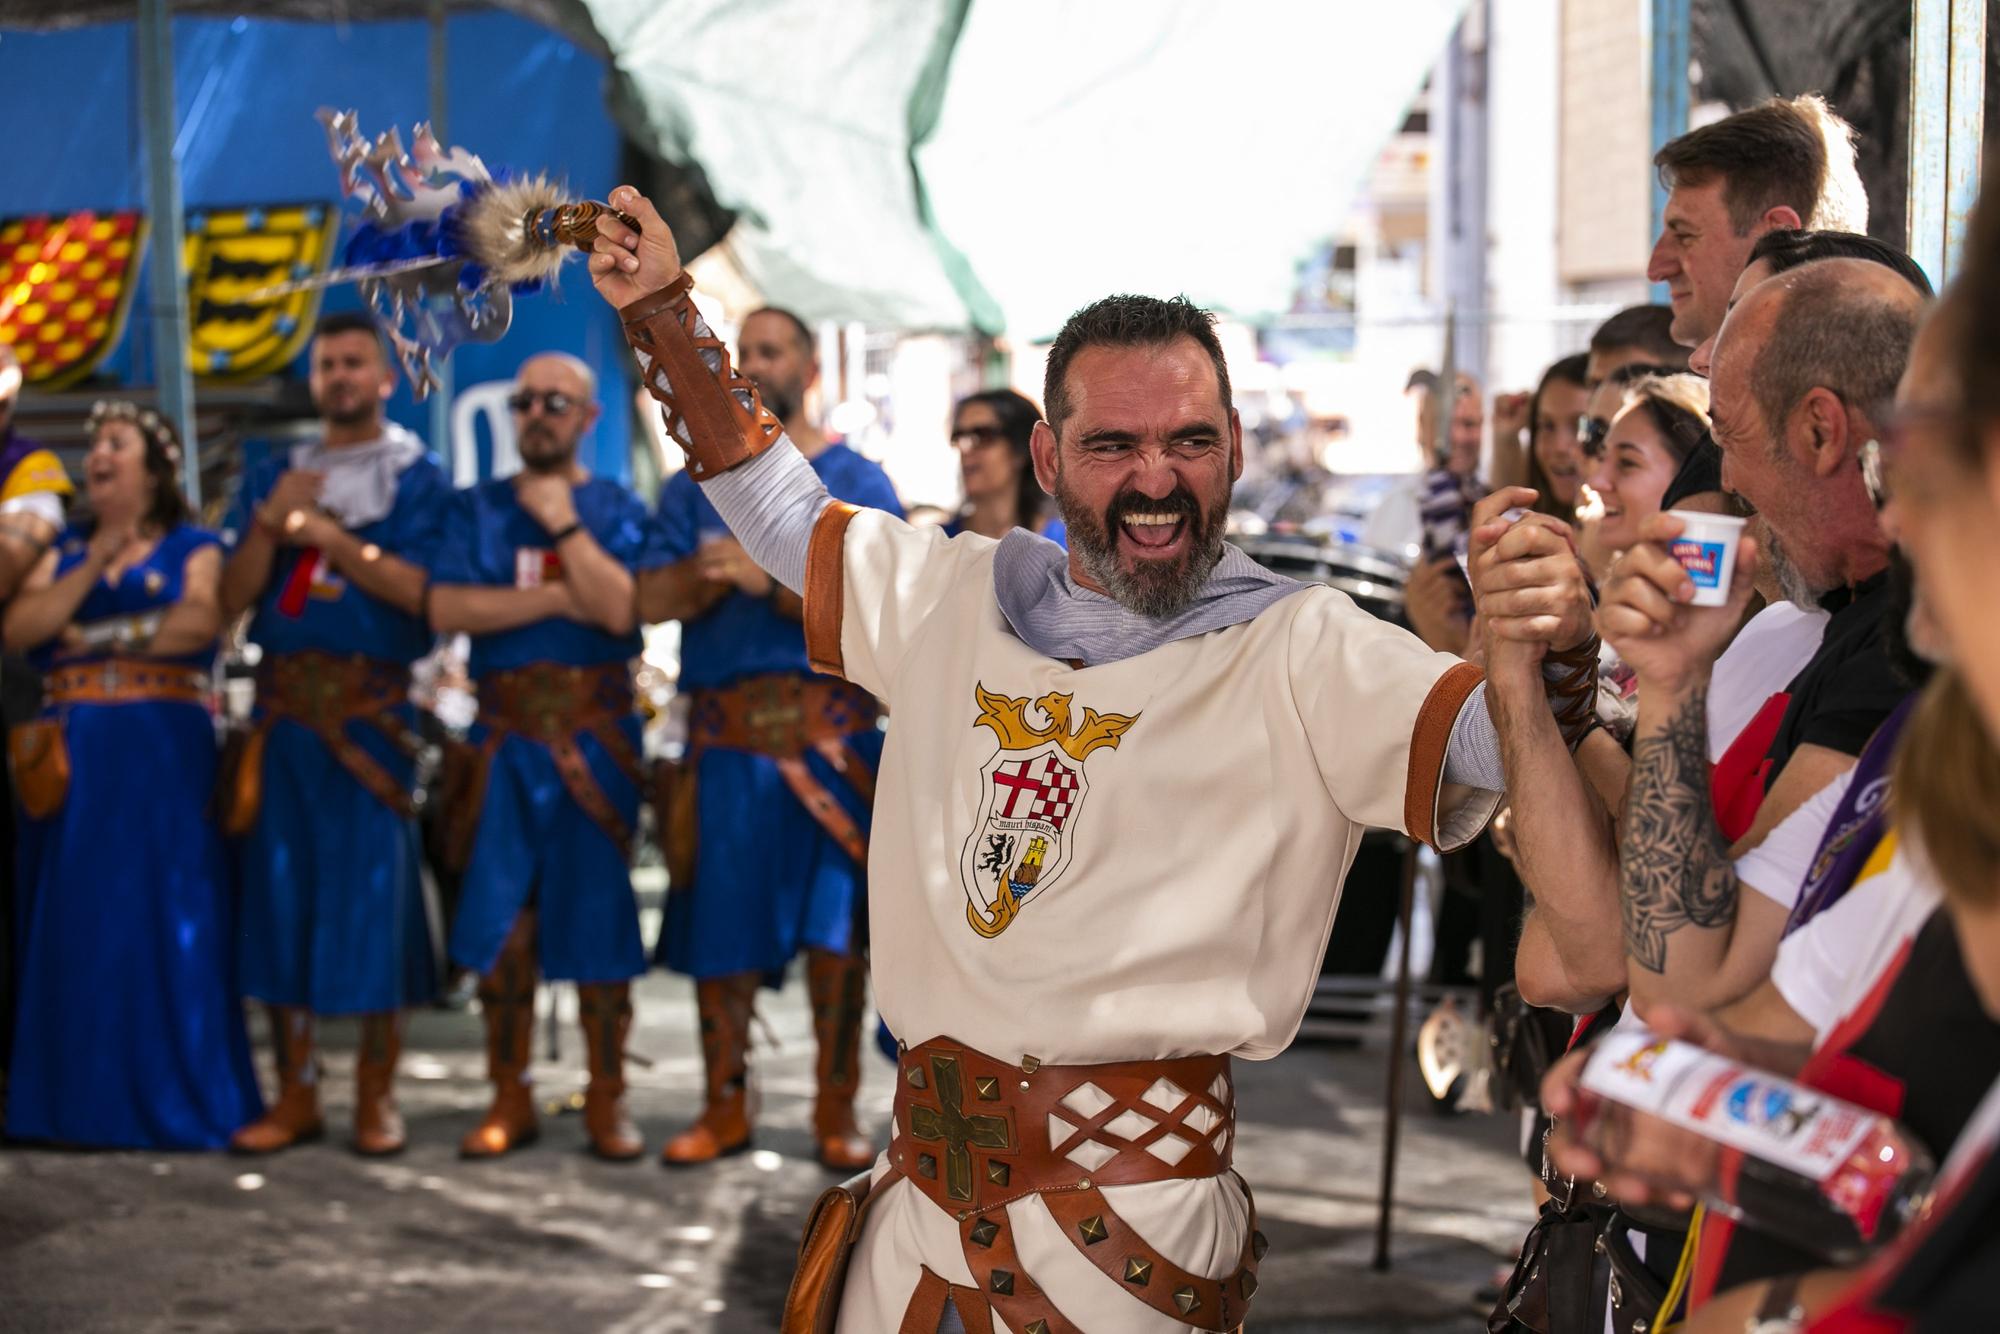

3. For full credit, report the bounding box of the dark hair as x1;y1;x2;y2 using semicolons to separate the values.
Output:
84;400;192;532
745;305;815;355
1524;353;1589;519
1750;263;1919;439
1747;229;1934;296
313;309;389;362
954;388;1048;530
1044;294;1232;434
1654;94;1865;235
1588;305;1682;367
1620;372;1712;469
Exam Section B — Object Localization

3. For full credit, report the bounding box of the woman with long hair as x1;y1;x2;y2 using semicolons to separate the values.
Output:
1521;353;1591;521
944;388;1065;544
2;401;261;1149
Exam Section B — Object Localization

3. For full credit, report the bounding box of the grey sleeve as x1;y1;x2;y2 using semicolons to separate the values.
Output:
1442;680;1505;792
685;437;831;596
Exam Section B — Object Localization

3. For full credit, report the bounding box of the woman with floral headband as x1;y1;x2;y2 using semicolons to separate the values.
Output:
2;401;261;1149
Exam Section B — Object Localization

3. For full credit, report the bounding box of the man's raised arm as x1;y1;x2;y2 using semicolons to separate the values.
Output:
588;189;832;594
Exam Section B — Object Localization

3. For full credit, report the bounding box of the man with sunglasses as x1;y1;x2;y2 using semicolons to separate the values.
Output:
638;306;901;1172
426;352;669;1162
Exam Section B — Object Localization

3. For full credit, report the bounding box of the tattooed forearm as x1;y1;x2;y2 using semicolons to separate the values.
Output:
1619;684;1738;974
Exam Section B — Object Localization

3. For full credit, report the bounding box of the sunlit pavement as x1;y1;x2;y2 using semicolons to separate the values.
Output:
0;966;1533;1333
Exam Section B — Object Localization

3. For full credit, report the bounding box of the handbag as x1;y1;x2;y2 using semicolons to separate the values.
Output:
8;718;70;820
1488;1185;1607;1333
214;724;268;837
780;1170;875;1334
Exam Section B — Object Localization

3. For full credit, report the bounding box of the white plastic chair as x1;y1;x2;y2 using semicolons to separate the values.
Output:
448;380;521;483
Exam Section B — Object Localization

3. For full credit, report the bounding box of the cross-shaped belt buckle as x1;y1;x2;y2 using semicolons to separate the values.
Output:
906;1052;1013;1205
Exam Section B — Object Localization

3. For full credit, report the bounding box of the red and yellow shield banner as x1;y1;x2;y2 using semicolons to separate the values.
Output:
184;203;338;380
0;211;147;388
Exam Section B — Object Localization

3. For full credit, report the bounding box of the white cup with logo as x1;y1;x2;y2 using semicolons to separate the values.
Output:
1665;510;1747;607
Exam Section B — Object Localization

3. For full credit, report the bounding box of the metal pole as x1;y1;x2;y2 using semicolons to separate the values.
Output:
1649;0;1692;297
1371;836;1422;1272
137;0;199;506
1909;0;1985;286
427;1;456;462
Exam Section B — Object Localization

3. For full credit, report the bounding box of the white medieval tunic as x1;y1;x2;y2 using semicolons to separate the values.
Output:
801;507;1498;1331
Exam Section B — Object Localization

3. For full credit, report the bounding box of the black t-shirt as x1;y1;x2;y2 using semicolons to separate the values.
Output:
1762;572;1908;789
1718;910;2000;1291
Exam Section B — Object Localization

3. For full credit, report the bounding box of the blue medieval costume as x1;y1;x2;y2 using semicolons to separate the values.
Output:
651;442;900;1169
6;524;263;1150
433;475;669;1160
220;428;449;1156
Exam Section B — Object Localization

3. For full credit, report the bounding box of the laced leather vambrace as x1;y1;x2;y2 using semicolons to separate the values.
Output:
1541;632;1602;750
622;274;785;480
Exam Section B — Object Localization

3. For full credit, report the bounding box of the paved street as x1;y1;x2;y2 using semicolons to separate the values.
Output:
1;962;1533;1333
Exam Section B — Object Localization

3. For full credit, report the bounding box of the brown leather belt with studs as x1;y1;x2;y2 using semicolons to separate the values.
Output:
884;1037;1266;1333
46;658;207;706
467;661;645;849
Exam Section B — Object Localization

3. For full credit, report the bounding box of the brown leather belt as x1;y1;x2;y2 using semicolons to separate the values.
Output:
255;650;417;816
883;1037;1264;1333
470;661;644;849
46;658;207;706
686;673;879;865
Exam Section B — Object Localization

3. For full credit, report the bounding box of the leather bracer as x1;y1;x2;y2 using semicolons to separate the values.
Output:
1543;633;1603;751
620;273;784;479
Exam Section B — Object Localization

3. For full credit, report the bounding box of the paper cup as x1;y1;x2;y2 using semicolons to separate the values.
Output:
1666;510;1746;606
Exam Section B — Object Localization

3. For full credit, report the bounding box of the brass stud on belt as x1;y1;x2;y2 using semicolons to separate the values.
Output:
906;1064;928;1089
1241;1271;1259;1299
1021;1055;1042;1073
974;1076;1000;1101
968;1218;999;1248
1123;1257;1152;1287
1076;1215;1108;1246
1024;1323;1050;1334
989;1269;1015;1296
1172;1287;1200;1315
985;1161;1010;1188
1251;1230;1270;1261
916;1153;937;1180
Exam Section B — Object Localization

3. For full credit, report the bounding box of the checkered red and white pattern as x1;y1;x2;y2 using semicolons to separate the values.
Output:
1028;754;1080;830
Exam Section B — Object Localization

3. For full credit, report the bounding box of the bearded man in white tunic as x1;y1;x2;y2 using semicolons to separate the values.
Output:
586;188;1591;1334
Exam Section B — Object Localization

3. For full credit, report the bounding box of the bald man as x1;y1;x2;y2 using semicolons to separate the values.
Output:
429;351;670;1161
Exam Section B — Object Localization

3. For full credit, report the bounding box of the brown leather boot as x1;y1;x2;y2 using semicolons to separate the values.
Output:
230;1005;325;1154
352;1011;407;1156
578;982;644;1161
806;949;876;1172
461;914;540;1158
660;973;758;1166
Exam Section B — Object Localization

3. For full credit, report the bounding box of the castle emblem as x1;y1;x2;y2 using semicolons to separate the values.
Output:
957;683;1137;939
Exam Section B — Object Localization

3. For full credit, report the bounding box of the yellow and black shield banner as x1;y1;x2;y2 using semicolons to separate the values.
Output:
183;203;338;380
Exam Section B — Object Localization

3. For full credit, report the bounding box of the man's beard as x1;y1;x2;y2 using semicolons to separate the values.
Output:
318;396;377;429
1054;471;1230;619
759;378;802;425
518;424;577;474
1757;522;1826;608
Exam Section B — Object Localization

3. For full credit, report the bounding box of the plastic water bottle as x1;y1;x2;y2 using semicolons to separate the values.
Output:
1570;1027;1936;1262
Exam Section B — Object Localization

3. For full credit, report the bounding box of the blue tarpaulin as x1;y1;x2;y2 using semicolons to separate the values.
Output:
0;10;634;481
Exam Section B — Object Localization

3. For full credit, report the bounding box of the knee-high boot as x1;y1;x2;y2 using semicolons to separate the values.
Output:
352;1011;407;1156
578;982;644;1161
461;913;539;1158
230;1005;324;1154
659;973;758;1166
806;949;875;1171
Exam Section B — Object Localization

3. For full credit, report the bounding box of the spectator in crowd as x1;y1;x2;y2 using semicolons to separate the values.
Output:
3;402;261;1149
1520;354;1591;521
1648;93;1867;350
1584;372;1710;558
943;388;1065;544
1586;304;1686;385
1690;228;1935;377
1399;373;1486;653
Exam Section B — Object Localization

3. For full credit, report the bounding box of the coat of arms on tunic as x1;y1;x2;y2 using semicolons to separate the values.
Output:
958;683;1138;939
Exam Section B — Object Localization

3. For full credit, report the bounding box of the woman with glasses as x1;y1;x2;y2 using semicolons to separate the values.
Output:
3;402;262;1150
1584;372;1711;556
944;389;1065;544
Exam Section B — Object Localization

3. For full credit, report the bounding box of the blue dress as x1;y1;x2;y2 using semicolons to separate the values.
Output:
434;477;671;982
943;513;1068;546
6;524;264;1149
221;453;450;1014
653;444;902;980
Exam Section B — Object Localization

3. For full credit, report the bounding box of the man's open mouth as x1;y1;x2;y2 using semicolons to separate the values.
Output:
1117;510;1189;555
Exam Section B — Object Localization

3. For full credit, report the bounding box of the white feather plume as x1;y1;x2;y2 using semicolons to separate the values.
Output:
455;174;574;287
